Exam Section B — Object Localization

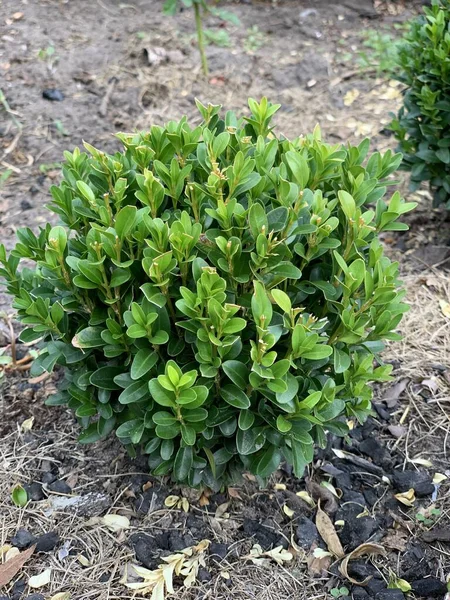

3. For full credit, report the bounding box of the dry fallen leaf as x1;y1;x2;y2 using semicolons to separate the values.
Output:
101;514;130;532
411;458;433;468
245;544;293;566
439;299;450;318
382;529;408;552
296;490;315;507
77;554;91;567
315;502;344;558
5;547;20;561
215;502;229;519
29;568;51;589
0;545;35;587
274;483;286;491
394;488;416;507
433;473;447;484
50;593;71;600
283;504;295;518
307;543;332;576
20;416;34;432
339;543;386;585
343;88;360;106
227;487;242;499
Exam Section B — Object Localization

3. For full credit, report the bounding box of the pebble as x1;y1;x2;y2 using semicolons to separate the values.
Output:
25;595;45;600
209;542;228;559
375;591;404;600
99;573;110;583
352;589;369;599
35;531;59;552
130;533;160;570
11;528;36;549
41;472;57;484
335;505;379;550
47;480;72;494
11;578;26;600
411;577;447;597
198;568;212;583
24;482;45;501
42;88;64;101
243;519;287;550
392;471;434;497
296;515;320;550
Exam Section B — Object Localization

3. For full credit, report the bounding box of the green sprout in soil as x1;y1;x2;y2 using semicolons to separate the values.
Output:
244;26;266;54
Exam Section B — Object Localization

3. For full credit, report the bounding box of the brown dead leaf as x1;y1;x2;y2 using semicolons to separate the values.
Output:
421;378;439;394
0;545;35;587
382;379;409;408
315;501;344;558
387;425;407;438
307;480;339;514
199;493;210;506
228;488;242;500
215;502;229;519
339;543;386;585
307;543;332;576
382;529;408;552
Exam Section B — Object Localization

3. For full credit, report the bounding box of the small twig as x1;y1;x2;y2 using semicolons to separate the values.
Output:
6;316;16;366
99;77;118;117
0;88;22;131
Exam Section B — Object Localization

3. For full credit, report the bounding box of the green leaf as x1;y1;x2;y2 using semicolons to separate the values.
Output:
338;190;356;220
222;360;248;388
115;205;137;238
256;445;282;477
152;411;177;426
248;202;268;239
238;410;255;431
72;327;104;348
252;280;272;325
220;384;251;409
131;350;158;380
301;345;333;360
173;446;193;482
118;380;150;404
116;419;145;444
181;423;196;445
149;379;175;407
11;485;28;507
271;289;292;313
333;348;351;373
48;226;67;253
276;415;292;433
90;366;124;390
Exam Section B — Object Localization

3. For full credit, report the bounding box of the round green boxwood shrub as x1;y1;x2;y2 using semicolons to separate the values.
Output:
1;98;415;488
390;0;450;207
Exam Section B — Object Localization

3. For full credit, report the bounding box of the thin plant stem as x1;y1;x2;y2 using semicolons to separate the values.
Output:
194;2;208;76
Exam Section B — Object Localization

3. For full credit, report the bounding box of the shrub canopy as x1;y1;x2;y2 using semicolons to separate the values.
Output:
391;0;450;207
1;98;415;488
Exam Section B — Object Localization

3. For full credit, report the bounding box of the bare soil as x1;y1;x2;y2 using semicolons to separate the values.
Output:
1;1;449;600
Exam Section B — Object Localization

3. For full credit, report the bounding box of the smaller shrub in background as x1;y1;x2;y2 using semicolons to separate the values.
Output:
391;0;450;208
163;0;239;75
